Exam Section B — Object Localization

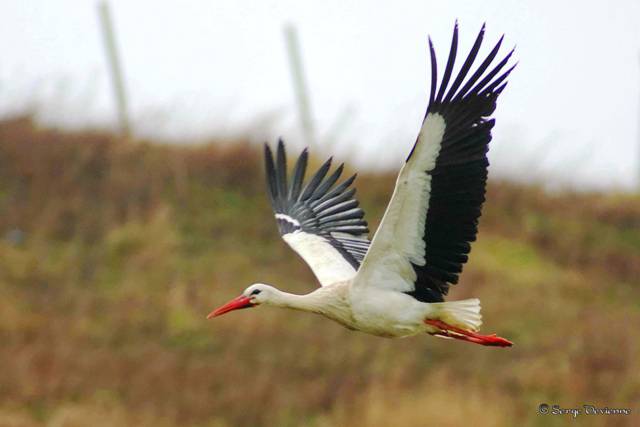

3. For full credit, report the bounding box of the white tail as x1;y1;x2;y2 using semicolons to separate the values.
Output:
433;298;483;332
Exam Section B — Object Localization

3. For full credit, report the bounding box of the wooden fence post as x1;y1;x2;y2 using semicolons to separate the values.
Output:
98;1;131;138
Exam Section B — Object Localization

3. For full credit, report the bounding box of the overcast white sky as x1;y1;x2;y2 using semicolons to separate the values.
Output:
1;0;639;189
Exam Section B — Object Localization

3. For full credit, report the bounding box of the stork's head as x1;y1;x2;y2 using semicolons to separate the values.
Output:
207;283;275;318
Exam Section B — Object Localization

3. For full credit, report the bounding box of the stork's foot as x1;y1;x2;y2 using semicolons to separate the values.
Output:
425;319;513;347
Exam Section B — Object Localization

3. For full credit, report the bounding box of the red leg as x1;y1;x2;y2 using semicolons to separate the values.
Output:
426;319;513;347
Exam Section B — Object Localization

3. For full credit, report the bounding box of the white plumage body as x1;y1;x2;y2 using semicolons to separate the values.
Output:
309;283;434;338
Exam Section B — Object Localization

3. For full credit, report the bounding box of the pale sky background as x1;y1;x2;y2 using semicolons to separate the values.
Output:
1;0;639;189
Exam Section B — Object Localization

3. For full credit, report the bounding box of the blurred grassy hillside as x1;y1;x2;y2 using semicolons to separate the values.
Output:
0;116;639;427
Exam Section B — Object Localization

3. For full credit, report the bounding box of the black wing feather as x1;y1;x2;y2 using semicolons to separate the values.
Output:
406;23;516;303
289;149;308;200
264;141;371;269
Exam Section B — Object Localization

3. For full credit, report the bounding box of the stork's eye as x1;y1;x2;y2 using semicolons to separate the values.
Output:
250;289;261;296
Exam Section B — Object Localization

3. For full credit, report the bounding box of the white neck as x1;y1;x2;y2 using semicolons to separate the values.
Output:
267;285;347;316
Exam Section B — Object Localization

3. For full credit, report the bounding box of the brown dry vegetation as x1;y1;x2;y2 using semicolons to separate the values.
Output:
0;116;639;426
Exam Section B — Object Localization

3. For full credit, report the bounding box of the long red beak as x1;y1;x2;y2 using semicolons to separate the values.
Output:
207;295;255;319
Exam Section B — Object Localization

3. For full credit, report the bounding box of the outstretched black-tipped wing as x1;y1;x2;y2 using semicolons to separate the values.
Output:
356;23;516;302
264;140;370;286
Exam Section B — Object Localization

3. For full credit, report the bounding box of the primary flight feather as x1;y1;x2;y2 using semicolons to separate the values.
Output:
209;23;516;347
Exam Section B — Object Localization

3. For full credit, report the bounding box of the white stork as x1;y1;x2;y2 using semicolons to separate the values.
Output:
208;23;515;347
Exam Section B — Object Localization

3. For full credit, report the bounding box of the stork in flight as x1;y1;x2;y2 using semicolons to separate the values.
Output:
208;23;515;347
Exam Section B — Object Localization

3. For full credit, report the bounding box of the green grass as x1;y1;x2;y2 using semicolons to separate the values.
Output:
0;116;638;426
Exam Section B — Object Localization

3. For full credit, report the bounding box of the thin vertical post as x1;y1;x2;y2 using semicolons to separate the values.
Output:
284;24;316;149
637;50;640;190
98;1;131;137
